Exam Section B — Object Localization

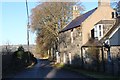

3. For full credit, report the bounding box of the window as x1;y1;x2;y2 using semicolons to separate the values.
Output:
112;12;114;18
71;29;73;43
99;25;101;36
94;24;103;40
116;12;118;17
112;12;118;18
94;25;98;38
91;28;94;39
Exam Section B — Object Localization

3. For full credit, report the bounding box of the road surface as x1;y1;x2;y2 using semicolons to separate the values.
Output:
4;59;96;80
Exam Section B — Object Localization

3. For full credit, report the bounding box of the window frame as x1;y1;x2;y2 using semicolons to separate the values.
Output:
94;24;103;40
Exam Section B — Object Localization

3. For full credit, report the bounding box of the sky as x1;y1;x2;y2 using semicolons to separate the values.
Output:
1;2;38;45
0;0;102;45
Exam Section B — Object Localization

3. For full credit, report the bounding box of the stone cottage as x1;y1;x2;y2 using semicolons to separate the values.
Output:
58;0;118;65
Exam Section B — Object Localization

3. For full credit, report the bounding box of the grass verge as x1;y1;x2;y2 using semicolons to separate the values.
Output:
54;63;120;80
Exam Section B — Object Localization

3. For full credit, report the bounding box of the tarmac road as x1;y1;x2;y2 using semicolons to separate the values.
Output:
3;59;96;80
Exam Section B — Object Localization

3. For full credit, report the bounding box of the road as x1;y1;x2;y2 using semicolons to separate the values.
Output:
4;59;96;80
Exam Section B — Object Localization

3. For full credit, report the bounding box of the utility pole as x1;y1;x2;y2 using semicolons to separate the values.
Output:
25;0;29;52
25;0;31;63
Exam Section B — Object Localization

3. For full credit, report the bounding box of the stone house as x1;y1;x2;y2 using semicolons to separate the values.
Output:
58;0;119;65
101;18;120;60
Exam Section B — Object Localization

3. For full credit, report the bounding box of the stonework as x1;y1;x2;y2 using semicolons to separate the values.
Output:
110;46;120;58
58;0;118;65
59;27;82;64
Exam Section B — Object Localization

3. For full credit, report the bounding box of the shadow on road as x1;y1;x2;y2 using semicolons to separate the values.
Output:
2;59;97;80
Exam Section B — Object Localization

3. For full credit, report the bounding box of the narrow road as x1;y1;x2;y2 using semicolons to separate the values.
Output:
5;59;96;80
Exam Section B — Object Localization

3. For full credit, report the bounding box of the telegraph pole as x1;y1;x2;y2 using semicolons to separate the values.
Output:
25;0;30;52
25;0;31;63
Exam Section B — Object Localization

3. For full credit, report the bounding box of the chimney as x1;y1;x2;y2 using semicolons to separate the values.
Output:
72;5;80;20
98;0;110;7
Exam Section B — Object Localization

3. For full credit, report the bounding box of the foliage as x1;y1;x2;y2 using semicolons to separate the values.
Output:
2;45;37;77
12;46;37;68
30;2;84;54
18;45;24;51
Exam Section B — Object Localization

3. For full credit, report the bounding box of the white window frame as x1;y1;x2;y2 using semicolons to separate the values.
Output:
94;24;103;40
112;12;117;18
94;25;98;38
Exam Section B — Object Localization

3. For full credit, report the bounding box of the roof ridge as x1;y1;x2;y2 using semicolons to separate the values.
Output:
76;7;97;18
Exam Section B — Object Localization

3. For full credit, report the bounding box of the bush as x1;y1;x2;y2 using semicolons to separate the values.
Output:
12;46;36;68
2;45;37;77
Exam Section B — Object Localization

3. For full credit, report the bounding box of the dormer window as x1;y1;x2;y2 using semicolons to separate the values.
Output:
112;12;118;18
94;24;103;40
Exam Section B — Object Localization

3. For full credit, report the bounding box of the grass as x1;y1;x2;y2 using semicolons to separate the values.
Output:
54;63;120;80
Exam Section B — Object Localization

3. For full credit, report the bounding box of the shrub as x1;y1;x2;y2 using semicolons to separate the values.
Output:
12;46;29;68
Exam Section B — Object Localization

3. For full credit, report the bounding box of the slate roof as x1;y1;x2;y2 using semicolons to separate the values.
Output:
60;8;97;33
100;18;120;42
95;20;115;25
82;39;103;47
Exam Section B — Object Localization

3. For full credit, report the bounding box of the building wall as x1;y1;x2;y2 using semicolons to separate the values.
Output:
59;27;82;64
103;24;114;35
82;6;115;45
59;2;116;65
110;46;120;58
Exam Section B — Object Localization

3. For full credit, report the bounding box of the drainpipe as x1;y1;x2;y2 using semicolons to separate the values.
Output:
107;46;111;62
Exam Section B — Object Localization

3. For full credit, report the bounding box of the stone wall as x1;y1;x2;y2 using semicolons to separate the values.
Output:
59;27;83;65
103;24;114;36
110;46;120;58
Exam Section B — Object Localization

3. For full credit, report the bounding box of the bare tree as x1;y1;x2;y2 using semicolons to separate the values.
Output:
30;2;84;54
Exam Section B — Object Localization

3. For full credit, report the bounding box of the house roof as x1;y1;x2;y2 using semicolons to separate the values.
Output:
82;39;103;47
60;8;97;33
95;20;115;25
100;18;120;42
